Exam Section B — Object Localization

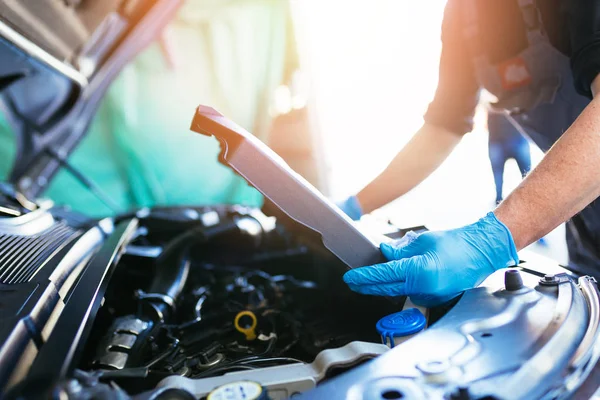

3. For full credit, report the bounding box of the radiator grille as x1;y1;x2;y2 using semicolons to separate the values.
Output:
0;222;78;284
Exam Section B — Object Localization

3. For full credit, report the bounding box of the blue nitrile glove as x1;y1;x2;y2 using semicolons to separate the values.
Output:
336;195;363;221
343;212;519;307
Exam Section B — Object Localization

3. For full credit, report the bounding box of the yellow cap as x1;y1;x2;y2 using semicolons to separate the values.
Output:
234;310;257;341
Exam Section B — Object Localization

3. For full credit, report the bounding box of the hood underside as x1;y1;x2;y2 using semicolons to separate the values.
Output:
0;0;181;198
0;0;122;63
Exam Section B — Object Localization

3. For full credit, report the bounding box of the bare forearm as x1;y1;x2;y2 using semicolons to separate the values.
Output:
495;95;600;250
356;123;462;213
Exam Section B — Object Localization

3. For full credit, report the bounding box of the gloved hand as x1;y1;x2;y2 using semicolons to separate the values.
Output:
336;195;363;221
343;212;519;307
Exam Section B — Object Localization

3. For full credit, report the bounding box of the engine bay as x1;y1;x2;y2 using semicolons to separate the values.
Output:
51;205;398;398
1;196;600;400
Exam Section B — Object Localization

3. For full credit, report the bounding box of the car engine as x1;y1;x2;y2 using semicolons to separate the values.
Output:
0;197;401;399
79;205;397;392
3;194;599;400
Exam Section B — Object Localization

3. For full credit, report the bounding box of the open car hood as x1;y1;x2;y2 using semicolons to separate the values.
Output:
0;0;182;198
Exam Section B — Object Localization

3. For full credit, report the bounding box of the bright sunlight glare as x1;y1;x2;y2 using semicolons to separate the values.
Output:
292;0;565;263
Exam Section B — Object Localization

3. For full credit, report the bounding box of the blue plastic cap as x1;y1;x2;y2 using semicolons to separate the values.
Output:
376;308;426;344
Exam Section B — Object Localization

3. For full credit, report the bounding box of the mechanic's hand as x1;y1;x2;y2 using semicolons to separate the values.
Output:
336;195;363;221
343;212;519;307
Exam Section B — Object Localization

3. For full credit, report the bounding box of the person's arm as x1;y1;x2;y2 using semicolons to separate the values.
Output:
345;99;600;305
342;0;479;217
495;75;600;249
495;0;600;249
344;2;600;307
346;78;600;307
356;123;461;214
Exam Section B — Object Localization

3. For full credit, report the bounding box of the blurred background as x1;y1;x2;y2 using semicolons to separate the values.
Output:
0;0;566;263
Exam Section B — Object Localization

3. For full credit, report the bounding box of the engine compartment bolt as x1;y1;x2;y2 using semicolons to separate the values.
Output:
539;274;559;286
